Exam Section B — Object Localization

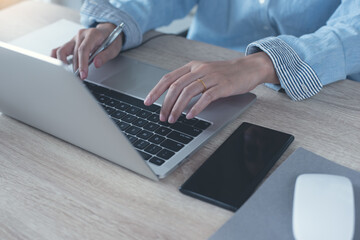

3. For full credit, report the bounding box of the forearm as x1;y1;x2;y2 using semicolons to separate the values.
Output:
80;0;197;50
246;0;360;101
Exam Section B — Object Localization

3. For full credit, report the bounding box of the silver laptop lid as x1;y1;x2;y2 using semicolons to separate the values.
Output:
0;41;158;181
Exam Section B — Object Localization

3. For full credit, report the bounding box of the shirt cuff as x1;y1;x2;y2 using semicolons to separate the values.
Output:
245;37;323;101
80;0;142;50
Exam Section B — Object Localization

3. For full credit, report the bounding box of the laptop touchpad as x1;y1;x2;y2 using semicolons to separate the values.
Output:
87;56;169;104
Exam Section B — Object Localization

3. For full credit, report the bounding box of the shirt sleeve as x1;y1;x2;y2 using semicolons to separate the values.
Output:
246;0;360;101
80;0;197;50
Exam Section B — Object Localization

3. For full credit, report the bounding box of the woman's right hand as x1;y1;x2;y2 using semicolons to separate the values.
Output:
51;23;123;79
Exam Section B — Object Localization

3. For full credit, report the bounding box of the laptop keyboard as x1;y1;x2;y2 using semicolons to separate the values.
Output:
83;81;212;166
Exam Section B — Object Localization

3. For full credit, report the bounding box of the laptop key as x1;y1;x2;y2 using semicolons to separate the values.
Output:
85;81;161;112
180;117;199;126
136;110;152;118
126;106;141;115
116;102;130;111
158;121;172;127
111;110;126;119
148;134;165;144
122;114;137;123
107;98;121;108
167;131;193;144
106;89;160;112
125;126;141;135
149;157;165;166
143;122;160;131
102;105;115;115
160;139;184;152
194;120;212;130
97;95;110;104
171;122;202;137
126;134;138;144
144;144;162;155
157;149;175;160
147;113;160;122
137;150;152;160
133;118;148;127
134;139;150;150
155;127;172;136
137;130;153;140
84;81;99;91
114;120;130;131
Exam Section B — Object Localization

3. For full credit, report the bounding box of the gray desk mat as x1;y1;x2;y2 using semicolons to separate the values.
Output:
210;147;360;240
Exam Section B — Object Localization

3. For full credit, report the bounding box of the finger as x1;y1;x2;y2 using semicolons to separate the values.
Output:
168;76;217;123
77;31;105;79
72;33;85;73
55;40;75;64
186;85;226;119
144;65;191;106
93;36;123;68
159;71;203;122
50;47;59;58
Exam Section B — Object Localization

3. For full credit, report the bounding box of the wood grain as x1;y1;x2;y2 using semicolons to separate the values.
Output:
1;2;360;240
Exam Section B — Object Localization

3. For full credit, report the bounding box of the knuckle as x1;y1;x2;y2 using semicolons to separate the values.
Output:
187;60;200;67
209;72;222;80
182;85;193;96
76;31;84;40
198;63;211;72
161;73;172;82
203;91;216;102
87;28;96;34
77;44;88;54
169;82;180;91
78;28;87;35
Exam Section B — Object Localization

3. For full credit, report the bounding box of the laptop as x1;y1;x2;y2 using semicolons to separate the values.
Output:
0;41;256;180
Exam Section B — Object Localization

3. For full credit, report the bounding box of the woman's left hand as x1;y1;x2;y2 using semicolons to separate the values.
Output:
144;52;279;123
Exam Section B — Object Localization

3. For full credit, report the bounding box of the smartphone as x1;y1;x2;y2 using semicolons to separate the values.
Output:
179;122;294;211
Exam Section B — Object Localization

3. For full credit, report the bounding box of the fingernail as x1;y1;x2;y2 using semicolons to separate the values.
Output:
80;70;86;79
168;115;175;124
159;113;165;122
144;95;152;105
186;111;194;119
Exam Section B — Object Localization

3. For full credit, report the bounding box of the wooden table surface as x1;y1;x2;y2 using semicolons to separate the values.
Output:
1;2;360;240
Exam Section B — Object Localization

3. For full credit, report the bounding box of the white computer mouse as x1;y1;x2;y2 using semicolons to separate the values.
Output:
292;174;355;240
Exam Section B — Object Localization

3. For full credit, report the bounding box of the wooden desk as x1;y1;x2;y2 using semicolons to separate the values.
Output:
1;2;360;239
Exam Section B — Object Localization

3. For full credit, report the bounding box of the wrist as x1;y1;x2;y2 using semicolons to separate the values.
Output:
240;52;280;85
252;52;279;85
96;22;116;31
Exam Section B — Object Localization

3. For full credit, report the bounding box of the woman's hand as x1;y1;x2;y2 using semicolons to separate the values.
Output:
144;52;279;123
51;23;123;80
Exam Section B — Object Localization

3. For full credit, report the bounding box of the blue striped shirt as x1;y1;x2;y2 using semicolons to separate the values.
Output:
81;0;360;101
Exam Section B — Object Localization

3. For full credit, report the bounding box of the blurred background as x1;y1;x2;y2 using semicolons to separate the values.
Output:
0;0;195;35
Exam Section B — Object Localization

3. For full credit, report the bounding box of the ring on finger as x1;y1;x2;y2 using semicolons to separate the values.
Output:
197;78;207;93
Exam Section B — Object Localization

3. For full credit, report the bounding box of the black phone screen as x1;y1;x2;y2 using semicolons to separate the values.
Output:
179;122;294;211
